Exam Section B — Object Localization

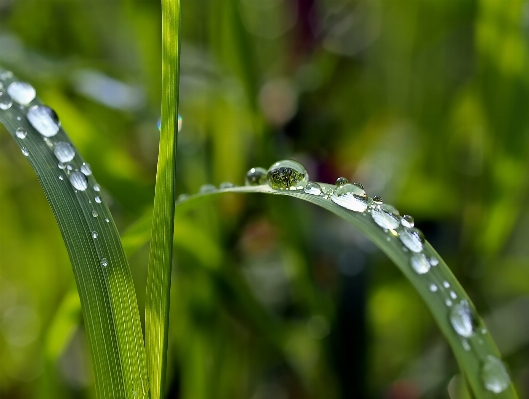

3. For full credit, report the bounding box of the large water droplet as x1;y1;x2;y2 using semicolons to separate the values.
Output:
27;105;60;137
267;160;309;191
371;204;400;230
219;182;234;189
81;163;92;176
450;300;476;338
304;182;322;195
410;253;431;274
399;227;425;253
331;183;368;212
53;142;75;163
199;184;216;193
335;177;348;186
401;215;414;228
0;91;13;110
70;172;88;191
7;82;36;105
481;355;510;393
21;147;29;156
245;167;267;186
15;127;27;139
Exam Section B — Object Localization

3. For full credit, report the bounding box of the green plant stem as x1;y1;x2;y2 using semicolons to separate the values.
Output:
145;0;181;397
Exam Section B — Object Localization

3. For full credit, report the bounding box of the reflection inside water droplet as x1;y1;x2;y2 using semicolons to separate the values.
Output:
267;160;309;191
401;215;414;228
335;177;348;187
245;167;268;186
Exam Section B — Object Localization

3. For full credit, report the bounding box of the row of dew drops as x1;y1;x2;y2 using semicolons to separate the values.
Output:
0;70;510;395
191;159;511;394
0;70;150;397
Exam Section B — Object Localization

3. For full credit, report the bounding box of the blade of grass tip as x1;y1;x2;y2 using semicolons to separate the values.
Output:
145;0;181;397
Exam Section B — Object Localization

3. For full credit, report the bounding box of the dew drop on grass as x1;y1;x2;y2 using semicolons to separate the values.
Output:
462;339;471;351
446;300;453;307
0;91;13;110
92;210;98;218
93;184;101;192
70;172;88;191
101;258;108;267
443;281;450;288
15;127;27;139
21;147;29;156
410;253;430;274
267;160;309;191
177;194;188;201
430;257;439;266
331;183;368;212
481;355;510;393
7;82;36;105
335;177;348;187
450;300;476;337
304;182;322;195
245;167;267;186
450;291;457;299
53;142;75;163
27;105;60;137
401;215;414;228
95;196;102;203
199;184;216;193
429;284;438;292
0;71;13;80
399;227;425;253
105;218;110;223
59;175;63;180
372;195;383;204
92;231;98;239
81;163;92;175
371;203;400;230
219;182;234;189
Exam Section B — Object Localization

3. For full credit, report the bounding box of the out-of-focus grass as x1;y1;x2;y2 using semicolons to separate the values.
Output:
1;0;529;398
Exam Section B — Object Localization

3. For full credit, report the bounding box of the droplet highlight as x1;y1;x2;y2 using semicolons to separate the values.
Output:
27;105;60;137
7;81;36;105
199;184;216;193
53;142;75;163
335;177;348;187
267;160;309;191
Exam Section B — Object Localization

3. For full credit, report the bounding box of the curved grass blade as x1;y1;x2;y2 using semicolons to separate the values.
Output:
0;71;149;399
124;184;518;398
145;0;181;397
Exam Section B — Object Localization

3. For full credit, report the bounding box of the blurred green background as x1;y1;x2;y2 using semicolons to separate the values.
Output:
1;0;529;398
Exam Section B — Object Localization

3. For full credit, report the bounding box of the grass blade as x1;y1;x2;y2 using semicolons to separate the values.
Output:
0;71;148;398
145;0;181;397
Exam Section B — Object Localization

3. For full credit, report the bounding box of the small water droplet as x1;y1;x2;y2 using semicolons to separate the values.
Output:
429;284;438;292
371;203;400;230
410;253;431;274
0;91;13;110
92;210;98;218
450;291;457;299
304;182;322;195
219;182;234;189
429;257;439;266
15;127;27;139
177;194;188;201
16;116;21;121
401;215;414;228
446;300;453;306
450;300;476;337
66;164;72;171
398;227;424;253
105;218;110;223
372;195;383;204
462;339;471;351
21;147;29;156
58;163;66;170
245;167;268;186
443;281;450;288
92;231;98;239
7;81;36;105
0;71;13;80
93;184;101;192
95;196;102;203
267;160;309;191
53;142;75;162
481;328;487;334
331;183;368;212
27;105;60;137
199;184;216;193
101;258;108;267
335;177;348;187
59;175;64;181
70;172;88;191
481;355;510;393
81;163;92;175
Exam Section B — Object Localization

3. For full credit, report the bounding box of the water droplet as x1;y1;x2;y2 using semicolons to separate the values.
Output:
92;231;98;239
53;142;75;163
105;218;110;223
16;116;21;121
371;204;400;230
70;172;88;191
92;210;98;218
398;227;424;253
0;71;13;80
450;291;457;299
331;183;369;212
66;164;72;171
267;160;309;191
429;257;439;266
95;196;102;203
443;281;450;288
0;91;13;110
450;300;476;337
58;163;66;170
157;119;161;131
21;147;29;156
7;82;36;105
101;258;108;267
177;194;188;201
81;163;92;176
304;182;322;195
199;184;216;193
93;184;101;192
429;284;438;292
335;177;348;186
401;215;414;228
27;105;60;137
446;300;453;306
410;253;431;274
462;339;471;351
219;182;234;189
481;355;510;393
59;175;64;180
245;167;268;186
15;127;27;139
372;195;383;204
481;328;487;334
178;114;183;132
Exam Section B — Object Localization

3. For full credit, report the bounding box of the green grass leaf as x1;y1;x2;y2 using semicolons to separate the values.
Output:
145;0;181;397
0;72;149;398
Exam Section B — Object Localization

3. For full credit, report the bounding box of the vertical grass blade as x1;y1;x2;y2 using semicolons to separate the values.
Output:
145;0;181;397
